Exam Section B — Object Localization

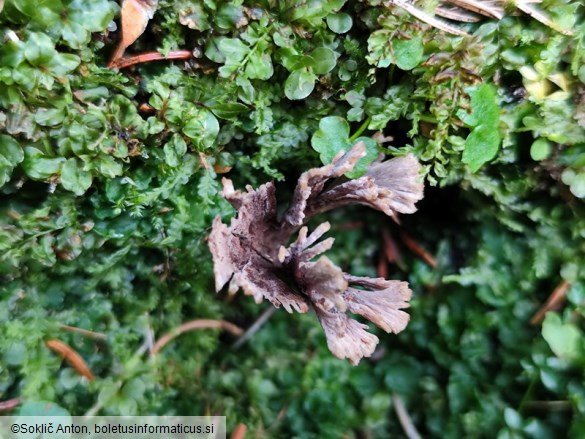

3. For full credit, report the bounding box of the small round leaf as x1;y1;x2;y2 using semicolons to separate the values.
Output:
310;47;338;75
530;138;552;161
326;13;352;34
61;158;92;195
285;68;317;100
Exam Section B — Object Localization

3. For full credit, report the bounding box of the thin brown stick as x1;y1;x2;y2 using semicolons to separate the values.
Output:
59;324;107;340
232;306;277;350
392;394;422;439
110;50;193;70
530;280;570;325
377;253;388;278
108;44;128;68
46;339;94;381
399;231;437;268
230;423;247;439
0;397;21;413
382;227;401;264
150;319;244;356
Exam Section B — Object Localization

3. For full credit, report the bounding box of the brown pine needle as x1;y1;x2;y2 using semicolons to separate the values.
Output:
530;280;570;325
46;339;95;381
110;50;192;70
400;231;437;268
377;253;389;278
0;397;21;413
59;324;107;340
150;319;244;356
230;423;248;439
382;227;401;264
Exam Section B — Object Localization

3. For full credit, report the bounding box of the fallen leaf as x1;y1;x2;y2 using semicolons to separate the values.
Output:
46;339;94;380
108;0;158;67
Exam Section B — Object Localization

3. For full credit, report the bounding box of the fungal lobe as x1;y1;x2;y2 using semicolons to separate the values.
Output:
209;143;424;365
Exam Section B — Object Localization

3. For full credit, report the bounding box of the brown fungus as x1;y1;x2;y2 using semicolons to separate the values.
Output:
208;142;424;365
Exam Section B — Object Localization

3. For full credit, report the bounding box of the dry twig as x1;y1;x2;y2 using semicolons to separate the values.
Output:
530;280;570;325
232;306;278;350
382;227;401;264
59;324;107;340
111;50;192;69
400;230;437;268
150;319;244;356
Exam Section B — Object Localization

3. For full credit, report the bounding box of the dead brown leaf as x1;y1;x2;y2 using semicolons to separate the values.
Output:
46;339;94;381
108;0;158;67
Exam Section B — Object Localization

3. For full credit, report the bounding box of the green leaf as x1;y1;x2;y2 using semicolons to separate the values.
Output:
24;32;56;66
67;0;117;32
96;155;123;178
218;38;249;63
23;147;64;180
461;84;501;172
0;39;25;67
205;37;227;63
164;134;188;167
392;36;423;70
310;47;338;75
179;3;211;31
346;137;379;179
569;173;585;198
60;158;92;195
49;52;80;75
530;138;552;161
0;134;25;187
245;53;273;80
285;68;317;100
461;84;500;128
311;117;378;178
542;312;583;361
61;21;88;49
209;102;249;120
504;408;522;429
215;4;247;30
183;108;220;150
311;116;351;165
34;107;65;126
367;30;392;68
326;13;352;34
18;400;71;417
462;124;500;173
